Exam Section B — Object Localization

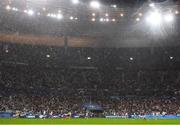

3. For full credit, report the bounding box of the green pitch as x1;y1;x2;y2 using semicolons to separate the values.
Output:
0;118;180;124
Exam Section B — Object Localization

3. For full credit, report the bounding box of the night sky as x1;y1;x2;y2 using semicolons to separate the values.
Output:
101;0;179;7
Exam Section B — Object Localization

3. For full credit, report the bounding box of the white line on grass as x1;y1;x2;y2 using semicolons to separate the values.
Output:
2;124;180;125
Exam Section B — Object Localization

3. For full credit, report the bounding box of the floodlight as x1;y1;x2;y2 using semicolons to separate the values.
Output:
100;18;104;22
90;1;100;9
92;13;96;16
111;5;117;8
112;19;116;22
105;13;109;17
146;11;162;26
70;16;74;20
57;14;63;19
43;8;46;11
6;5;11;10
92;18;95;21
149;3;155;7
164;13;174;23
106;18;109;22
72;0;79;4
12;7;18;11
27;10;34;16
175;10;179;14
136;18;140;21
139;13;142;16
24;10;27;13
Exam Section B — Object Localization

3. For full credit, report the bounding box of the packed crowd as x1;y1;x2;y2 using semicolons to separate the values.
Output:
0;65;180;117
0;95;180;117
0;43;180;117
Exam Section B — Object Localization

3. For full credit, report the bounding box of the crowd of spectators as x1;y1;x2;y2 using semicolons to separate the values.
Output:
0;43;180;117
0;65;180;117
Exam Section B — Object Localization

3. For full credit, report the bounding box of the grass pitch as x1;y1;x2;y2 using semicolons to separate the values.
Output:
0;118;180;124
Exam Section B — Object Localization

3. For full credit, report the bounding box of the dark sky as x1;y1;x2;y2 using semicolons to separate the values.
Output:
101;0;178;7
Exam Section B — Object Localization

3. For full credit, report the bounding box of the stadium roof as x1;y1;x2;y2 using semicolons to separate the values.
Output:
0;0;180;47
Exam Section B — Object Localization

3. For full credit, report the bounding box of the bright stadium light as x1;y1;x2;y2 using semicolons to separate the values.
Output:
43;7;46;11
12;7;18;11
57;14;63;19
50;14;56;18
136;18;140;21
6;5;11;10
72;0;79;4
24;10;27;13
27;9;34;16
90;1;100;9
146;11;162;26
120;13;124;17
70;16;74;20
164;13;174;23
92;13;96;16
92;18;96;21
105;13;109;17
100;18;104;22
111;4;117;8
112;19;116;22
106;18;109;22
87;57;91;60
149;3;155;7
175;10;179;14
139;13;142;16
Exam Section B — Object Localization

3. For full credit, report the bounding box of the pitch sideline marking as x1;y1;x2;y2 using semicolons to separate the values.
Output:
1;124;180;125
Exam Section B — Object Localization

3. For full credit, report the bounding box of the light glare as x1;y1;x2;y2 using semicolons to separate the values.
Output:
175;10;179;14
100;18;104;22
146;11;162;26
6;5;11;10
27;10;34;16
57;14;63;19
70;16;74;20
149;3;155;7
111;5;117;8
43;8;46;11
112;19;116;22
12;7;18;11
136;18;140;21
105;13;109;17
72;0;79;4
92;18;96;21
90;1;100;9
139;13;142;16
106;18;109;22
164;14;174;23
92;13;96;16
